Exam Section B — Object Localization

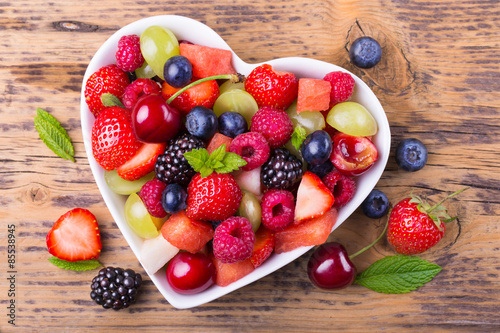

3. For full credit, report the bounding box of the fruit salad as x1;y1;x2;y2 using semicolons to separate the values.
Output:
80;16;389;307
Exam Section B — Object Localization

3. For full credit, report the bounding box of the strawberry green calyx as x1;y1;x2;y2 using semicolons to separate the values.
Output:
409;187;470;231
184;144;247;178
101;93;125;108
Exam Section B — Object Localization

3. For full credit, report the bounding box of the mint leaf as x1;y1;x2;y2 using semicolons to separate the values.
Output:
210;144;227;162
48;257;102;271
184;147;247;177
291;125;307;151
216;152;247;173
184;148;210;172
354;255;442;293
34;108;75;162
101;93;125;108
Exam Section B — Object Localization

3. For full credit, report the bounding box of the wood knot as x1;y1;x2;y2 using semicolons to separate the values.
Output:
29;186;50;205
52;21;99;32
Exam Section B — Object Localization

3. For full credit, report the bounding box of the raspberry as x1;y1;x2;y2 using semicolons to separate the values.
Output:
138;179;168;218
229;132;270;171
250;107;293;148
261;189;295;231
323;71;355;107
122;78;162;110
212;217;255;264
115;35;145;72
322;169;356;208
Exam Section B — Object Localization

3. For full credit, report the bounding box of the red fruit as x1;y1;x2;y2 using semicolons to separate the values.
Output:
117;142;166;181
322;169;356;208
186;173;242;221
275;208;338;254
250;107;294;148
166;252;215;294
229;132;270;171
296;78;332;113
212;255;255;287
250;226;275;268
212;217;255;264
46;208;102;262
294;171;335;223
323;71;355;107
261;189;295;231
84;64;130;117
161;210;214;254
330;132;378;176
307;242;356;289
122;78;162;110
161;79;219;116
115;34;145;72
138;178;168;218
179;43;236;78
206;132;233;154
245;64;299;110
91;106;141;171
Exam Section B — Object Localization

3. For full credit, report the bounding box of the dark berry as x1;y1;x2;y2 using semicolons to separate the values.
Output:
349;36;382;69
163;55;193;88
301;130;333;165
261;148;303;189
307;159;334;179
395;138;428;172
218;111;248;138
361;189;390;219
185;106;218;141
229;132;270;171
162;183;188;214
90;267;142;310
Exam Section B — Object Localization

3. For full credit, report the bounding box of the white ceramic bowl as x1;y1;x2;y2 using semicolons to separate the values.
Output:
80;15;391;309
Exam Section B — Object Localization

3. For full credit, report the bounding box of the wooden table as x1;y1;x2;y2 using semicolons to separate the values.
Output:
1;0;499;331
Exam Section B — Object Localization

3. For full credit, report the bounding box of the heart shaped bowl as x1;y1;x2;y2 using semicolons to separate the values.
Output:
81;15;391;309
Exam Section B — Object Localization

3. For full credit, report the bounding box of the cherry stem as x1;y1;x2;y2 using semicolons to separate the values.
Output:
166;73;244;104
349;217;389;260
426;186;470;214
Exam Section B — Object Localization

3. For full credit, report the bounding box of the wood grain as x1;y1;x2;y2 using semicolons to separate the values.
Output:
1;0;499;331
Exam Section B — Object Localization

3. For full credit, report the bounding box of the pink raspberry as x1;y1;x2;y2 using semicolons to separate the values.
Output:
322;169;356;208
122;78;162;110
323;71;355;107
138;178;167;218
213;217;255;264
115;35;145;72
261;189;295;231
229;132;270;171
250;107;293;148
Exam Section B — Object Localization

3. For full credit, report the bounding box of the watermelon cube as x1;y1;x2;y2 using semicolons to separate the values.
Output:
212;255;255;287
180;43;236;78
296;78;332;113
206;132;233;154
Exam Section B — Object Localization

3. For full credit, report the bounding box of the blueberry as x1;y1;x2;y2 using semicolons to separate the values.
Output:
162;183;187;214
186;106;218;140
396;138;427;172
361;189;390;219
349;36;382;69
301;130;333;165
218;111;248;138
163;55;192;88
307;158;334;179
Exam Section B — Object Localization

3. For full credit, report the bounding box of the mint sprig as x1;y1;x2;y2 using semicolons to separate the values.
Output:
34;108;75;162
354;255;442;293
291;125;307;151
184;144;247;177
48;257;102;271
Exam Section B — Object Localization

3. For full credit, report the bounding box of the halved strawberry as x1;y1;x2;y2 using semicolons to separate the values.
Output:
250;226;275;268
117;142;166;181
46;208;102;262
161;79;219;116
294;171;335;223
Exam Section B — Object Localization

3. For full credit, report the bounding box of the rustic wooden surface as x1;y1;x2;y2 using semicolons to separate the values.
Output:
1;0;499;331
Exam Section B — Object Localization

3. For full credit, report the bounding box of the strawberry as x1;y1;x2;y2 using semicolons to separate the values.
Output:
161;79;219;116
294;171;335;223
387;188;469;255
244;64;298;110
91;106;141;171
250;226;275;268
46;208;102;262
84;64;130;117
186;172;243;222
117;142;166;181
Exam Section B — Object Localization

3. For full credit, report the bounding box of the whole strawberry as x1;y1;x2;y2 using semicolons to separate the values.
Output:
387;187;468;255
245;64;298;110
84;64;130;117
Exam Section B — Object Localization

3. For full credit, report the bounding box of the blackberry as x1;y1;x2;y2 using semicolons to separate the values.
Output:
90;267;142;310
261;148;303;189
155;133;205;186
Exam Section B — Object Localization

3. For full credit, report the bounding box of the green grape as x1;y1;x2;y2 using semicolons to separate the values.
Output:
326;101;378;137
213;89;259;123
219;80;245;94
140;25;180;80
135;61;156;79
124;193;160;239
105;170;155;195
238;191;262;232
286;102;325;135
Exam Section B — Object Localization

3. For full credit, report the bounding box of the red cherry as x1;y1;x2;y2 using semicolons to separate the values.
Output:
166;252;215;294
329;132;378;176
131;94;181;143
307;242;357;289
